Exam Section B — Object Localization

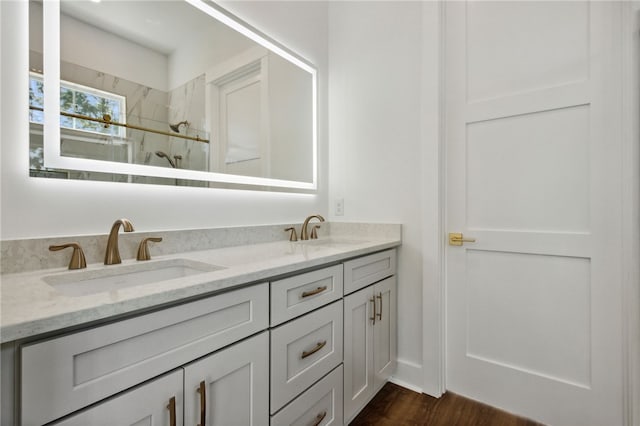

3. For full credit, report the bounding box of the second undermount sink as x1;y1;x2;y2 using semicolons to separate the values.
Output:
43;258;224;297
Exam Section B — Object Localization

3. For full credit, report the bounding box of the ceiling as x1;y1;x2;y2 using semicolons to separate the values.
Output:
60;0;234;56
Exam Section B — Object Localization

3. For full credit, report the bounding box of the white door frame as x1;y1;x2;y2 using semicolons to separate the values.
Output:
420;0;446;398
423;2;640;424
620;3;640;425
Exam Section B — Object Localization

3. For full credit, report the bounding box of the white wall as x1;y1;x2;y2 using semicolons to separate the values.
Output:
1;1;328;240
29;2;169;92
269;52;313;183
167;11;255;90
328;1;427;391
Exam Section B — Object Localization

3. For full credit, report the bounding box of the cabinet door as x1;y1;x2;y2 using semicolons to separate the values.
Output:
184;332;268;426
343;286;374;422
52;370;183;426
373;276;397;391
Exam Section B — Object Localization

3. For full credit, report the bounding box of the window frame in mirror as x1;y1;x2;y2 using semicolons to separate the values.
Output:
41;0;317;191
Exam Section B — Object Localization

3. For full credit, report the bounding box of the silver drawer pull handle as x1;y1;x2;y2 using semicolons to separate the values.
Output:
301;340;327;359
376;292;383;320
311;410;327;426
301;286;328;298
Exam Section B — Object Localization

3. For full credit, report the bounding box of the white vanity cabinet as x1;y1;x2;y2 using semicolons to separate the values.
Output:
10;247;399;426
343;251;397;423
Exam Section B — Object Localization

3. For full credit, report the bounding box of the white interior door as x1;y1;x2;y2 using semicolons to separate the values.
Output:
219;74;266;177
445;2;623;425
207;53;270;180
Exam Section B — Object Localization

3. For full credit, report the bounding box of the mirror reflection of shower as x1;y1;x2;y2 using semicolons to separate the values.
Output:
169;120;190;134
155;151;182;169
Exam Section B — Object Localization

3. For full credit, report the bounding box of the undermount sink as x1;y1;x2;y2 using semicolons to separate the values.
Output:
43;258;224;297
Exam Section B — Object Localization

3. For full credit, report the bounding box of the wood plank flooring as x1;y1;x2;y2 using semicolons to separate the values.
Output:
349;383;545;426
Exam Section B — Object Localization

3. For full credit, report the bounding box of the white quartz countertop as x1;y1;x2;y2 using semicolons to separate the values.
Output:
1;236;400;343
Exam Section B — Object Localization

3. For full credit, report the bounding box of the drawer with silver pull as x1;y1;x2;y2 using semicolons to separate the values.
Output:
270;264;343;326
271;365;343;426
270;300;343;413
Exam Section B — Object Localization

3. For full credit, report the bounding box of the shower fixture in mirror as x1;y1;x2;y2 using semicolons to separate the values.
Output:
29;0;317;191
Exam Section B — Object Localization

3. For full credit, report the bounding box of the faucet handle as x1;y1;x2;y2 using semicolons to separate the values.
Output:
310;225;321;239
284;227;298;242
136;237;163;261
49;242;87;270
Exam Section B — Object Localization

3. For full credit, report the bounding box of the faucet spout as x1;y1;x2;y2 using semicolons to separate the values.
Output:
104;218;135;265
300;214;325;240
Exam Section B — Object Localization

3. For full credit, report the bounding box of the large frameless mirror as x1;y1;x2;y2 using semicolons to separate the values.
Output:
29;0;317;191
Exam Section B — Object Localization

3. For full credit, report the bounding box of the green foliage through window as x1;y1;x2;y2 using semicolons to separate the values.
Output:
29;73;126;138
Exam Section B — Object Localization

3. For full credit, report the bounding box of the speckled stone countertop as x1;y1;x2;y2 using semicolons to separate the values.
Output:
1;224;401;344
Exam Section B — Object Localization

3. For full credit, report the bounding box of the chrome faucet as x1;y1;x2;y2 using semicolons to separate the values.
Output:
104;218;135;265
300;214;325;240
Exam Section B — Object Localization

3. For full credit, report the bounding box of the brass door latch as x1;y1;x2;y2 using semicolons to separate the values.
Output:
448;232;476;246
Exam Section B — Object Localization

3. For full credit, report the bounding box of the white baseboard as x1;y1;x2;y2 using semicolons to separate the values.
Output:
390;358;423;394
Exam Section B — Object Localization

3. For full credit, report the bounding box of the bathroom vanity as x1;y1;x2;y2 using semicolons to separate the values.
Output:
0;224;400;425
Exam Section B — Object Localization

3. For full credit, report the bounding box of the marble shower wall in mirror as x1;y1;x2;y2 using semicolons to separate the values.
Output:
30;54;210;186
29;0;316;190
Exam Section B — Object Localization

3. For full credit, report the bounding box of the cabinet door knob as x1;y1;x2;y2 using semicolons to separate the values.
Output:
166;396;176;426
197;380;206;426
301;340;327;359
376;292;383;320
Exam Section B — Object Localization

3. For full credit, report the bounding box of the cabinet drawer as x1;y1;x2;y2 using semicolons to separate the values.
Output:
271;365;343;426
271;264;343;326
343;249;396;295
51;369;183;426
270;300;343;413
21;283;268;426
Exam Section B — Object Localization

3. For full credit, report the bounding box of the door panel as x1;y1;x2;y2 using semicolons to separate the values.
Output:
466;250;591;387
465;2;589;102
52;370;183;426
183;332;268;426
343;287;374;421
445;2;623;425
373;277;396;391
466;106;590;232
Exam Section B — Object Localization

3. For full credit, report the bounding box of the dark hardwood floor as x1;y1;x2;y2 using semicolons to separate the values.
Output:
349;383;545;426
